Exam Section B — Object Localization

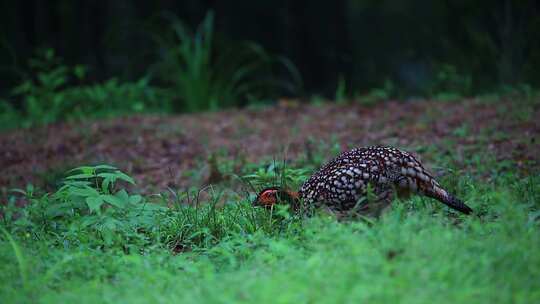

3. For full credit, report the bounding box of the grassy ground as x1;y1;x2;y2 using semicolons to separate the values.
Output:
1;96;539;303
1;155;539;303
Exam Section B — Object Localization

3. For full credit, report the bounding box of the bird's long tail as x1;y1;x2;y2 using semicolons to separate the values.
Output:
425;186;473;214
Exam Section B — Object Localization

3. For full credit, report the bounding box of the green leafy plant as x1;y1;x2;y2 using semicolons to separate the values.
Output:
54;165;139;214
0;100;21;131
4;48;168;129
151;11;302;112
243;162;310;192
62;77;168;120
3;165;167;250
1;164;304;253
429;64;472;100
357;79;394;106
10;48;77;126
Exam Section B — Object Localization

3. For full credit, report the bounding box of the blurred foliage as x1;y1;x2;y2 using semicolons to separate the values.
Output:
346;0;540;93
9;48;81;126
357;79;395;106
0;11;303;129
150;11;302;112
1;49;168;129
1;1;539;98
428;64;473;101
1;1;539;128
243;162;311;192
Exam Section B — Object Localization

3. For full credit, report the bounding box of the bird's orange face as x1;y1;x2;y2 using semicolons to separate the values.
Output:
253;187;299;208
254;188;280;207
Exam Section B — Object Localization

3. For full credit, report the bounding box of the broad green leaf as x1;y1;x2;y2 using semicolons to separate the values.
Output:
61;180;92;187
115;189;130;202
100;228;114;246
86;196;104;213
80;215;100;228
115;171;136;185
68;186;100;198
129;194;142;204
101;194;126;208
98;173;118;193
94;165;117;170
67;166;95;175
65;173;95;180
102;177;112;193
103;217;122;230
97;172;117;178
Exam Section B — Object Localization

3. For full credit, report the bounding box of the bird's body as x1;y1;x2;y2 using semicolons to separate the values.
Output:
255;146;473;216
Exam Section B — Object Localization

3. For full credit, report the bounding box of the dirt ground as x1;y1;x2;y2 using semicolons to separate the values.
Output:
1;98;539;194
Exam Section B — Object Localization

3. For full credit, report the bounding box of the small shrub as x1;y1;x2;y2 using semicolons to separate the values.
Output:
0;100;21;131
2;165;167;250
357;79;394;106
1;164;302;253
151;11;302;112
62;77;169;120
5;48;168;129
243;163;311;193
10;48;77;126
429;64;472;100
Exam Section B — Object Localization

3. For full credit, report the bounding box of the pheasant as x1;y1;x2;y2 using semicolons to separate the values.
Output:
254;146;473;216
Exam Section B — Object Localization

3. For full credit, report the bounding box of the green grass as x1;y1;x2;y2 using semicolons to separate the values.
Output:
1;152;539;303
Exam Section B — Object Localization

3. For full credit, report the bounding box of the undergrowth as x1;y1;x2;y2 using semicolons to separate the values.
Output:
0;11;302;130
1;49;168;130
150;11;302;112
1;151;539;303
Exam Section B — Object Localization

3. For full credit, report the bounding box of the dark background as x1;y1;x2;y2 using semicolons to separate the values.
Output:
1;0;539;98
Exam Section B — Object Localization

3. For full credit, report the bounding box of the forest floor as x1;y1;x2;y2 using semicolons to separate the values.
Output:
1;96;539;194
1;96;540;303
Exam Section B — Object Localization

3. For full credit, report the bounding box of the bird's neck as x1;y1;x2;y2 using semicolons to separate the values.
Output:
285;190;300;200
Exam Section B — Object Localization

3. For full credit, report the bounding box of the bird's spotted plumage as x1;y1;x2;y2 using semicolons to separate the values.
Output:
297;146;472;215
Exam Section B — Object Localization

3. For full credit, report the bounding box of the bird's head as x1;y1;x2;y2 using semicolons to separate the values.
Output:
253;187;300;209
